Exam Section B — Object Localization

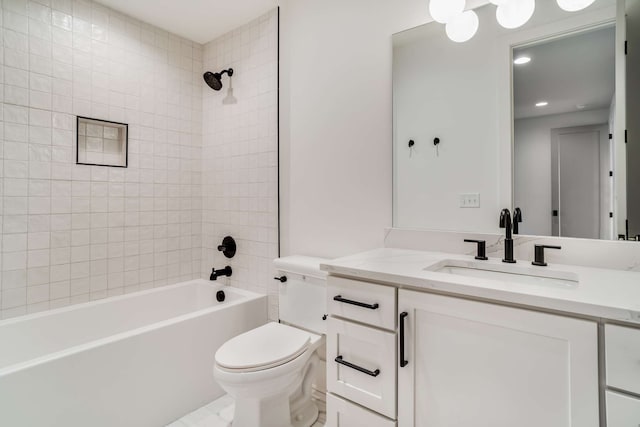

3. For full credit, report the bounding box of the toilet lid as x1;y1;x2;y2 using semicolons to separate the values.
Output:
215;322;312;372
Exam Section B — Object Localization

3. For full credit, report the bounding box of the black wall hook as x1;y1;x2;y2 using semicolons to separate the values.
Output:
433;137;440;146
408;139;415;148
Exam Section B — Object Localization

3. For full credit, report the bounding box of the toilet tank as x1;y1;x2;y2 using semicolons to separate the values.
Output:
274;256;329;335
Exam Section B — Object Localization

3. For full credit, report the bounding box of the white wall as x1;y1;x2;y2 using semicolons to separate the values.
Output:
0;0;203;319
278;0;427;258
201;10;279;320
514;109;610;236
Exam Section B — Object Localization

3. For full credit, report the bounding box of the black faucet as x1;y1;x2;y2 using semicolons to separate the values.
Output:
513;207;523;235
499;209;516;263
210;266;232;280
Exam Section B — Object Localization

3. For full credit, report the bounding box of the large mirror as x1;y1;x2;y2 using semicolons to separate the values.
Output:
393;0;639;241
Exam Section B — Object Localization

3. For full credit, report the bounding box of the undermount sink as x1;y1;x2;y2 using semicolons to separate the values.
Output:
425;259;579;287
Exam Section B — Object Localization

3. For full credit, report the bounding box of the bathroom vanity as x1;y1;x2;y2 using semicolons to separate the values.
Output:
332;0;640;424
322;248;640;427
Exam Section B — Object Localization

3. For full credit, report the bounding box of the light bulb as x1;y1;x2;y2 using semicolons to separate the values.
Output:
429;0;466;24
445;10;479;43
496;0;535;29
556;0;596;12
513;56;531;65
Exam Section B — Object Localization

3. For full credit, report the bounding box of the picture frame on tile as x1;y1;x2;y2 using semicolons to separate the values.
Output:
76;116;129;168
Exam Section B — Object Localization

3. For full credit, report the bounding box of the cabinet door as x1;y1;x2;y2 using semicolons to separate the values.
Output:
606;324;640;395
327;317;397;418
607;391;640;426
398;290;598;427
326;394;397;427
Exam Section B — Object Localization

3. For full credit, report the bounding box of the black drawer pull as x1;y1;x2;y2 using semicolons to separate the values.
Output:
400;311;408;367
333;295;379;310
334;355;380;377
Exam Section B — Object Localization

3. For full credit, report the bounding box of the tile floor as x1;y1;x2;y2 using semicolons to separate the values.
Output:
167;394;326;427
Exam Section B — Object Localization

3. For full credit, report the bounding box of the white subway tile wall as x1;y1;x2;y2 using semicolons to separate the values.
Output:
0;0;204;318
201;10;279;320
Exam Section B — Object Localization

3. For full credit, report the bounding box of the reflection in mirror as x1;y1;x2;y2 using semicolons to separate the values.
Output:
392;0;637;241
513;27;617;239
628;0;640;239
393;4;501;233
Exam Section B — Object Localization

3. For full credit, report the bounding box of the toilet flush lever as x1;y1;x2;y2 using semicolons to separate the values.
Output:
274;276;287;283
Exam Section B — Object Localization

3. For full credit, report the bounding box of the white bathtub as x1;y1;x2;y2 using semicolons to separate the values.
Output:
0;279;267;427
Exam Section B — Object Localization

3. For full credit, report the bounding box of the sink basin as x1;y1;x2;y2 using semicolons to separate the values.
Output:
425;259;579;287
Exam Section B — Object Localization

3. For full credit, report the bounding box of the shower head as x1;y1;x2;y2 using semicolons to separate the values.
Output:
203;68;234;91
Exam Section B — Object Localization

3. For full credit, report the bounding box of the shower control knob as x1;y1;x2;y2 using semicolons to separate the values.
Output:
274;276;287;283
217;236;236;258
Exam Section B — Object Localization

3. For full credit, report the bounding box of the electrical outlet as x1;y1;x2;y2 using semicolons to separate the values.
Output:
460;193;480;208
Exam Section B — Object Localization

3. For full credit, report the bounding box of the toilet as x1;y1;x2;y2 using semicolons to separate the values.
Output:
213;256;328;427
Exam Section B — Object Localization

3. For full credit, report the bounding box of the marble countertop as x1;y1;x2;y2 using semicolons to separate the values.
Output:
321;248;640;325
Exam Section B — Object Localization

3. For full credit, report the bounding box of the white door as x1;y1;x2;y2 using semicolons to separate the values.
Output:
551;126;604;238
397;290;599;427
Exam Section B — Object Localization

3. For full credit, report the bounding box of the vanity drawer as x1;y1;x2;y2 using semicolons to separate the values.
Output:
606;324;640;395
606;391;640;427
327;317;396;418
327;276;396;330
326;393;397;427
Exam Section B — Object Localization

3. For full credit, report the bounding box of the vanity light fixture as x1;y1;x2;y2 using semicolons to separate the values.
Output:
446;10;479;43
536;101;549;107
496;0;536;29
513;56;532;65
430;0;599;43
556;0;597;12
429;0;466;24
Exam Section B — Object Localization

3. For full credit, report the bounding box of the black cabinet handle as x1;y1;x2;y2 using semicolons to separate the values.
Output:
273;276;287;283
333;295;379;310
334;355;380;377
400;312;408;367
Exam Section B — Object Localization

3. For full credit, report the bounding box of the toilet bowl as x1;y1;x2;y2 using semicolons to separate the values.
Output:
213;256;328;427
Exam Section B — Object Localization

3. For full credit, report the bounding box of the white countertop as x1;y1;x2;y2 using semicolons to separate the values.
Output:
321;248;640;325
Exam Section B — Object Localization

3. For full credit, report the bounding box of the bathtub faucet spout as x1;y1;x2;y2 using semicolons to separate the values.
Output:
210;266;232;280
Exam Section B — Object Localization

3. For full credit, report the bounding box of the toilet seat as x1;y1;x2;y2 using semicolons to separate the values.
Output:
215;322;318;373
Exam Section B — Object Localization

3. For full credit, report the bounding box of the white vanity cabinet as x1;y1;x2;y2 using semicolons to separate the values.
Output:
605;325;640;426
397;289;600;427
606;392;640;426
326;276;398;426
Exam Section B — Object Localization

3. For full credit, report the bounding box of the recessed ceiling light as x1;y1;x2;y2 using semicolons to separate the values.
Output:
536;101;549;107
514;56;531;65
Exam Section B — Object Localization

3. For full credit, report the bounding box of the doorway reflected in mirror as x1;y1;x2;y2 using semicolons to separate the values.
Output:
513;26;618;239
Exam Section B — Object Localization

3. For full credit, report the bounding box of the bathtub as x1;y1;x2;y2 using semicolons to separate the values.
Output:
0;279;267;427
